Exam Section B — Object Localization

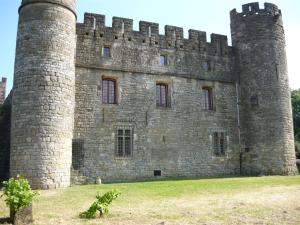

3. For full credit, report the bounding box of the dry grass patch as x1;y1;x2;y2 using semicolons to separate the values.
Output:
0;176;299;225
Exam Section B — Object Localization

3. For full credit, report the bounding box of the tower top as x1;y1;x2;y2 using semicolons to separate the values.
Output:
20;0;76;14
230;2;281;20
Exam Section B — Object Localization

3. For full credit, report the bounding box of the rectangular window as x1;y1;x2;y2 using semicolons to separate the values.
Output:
213;132;227;157
102;78;116;104
102;47;111;57
160;55;167;65
203;60;211;71
116;128;133;157
156;83;168;107
202;87;214;110
72;139;84;170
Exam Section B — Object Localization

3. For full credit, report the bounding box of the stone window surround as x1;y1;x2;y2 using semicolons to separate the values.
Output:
155;80;172;109
102;46;111;57
101;76;119;105
115;126;134;158
210;131;229;158
201;82;216;112
159;54;167;65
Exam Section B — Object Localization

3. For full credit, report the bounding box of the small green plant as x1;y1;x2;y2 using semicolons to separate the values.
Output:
1;175;38;212
79;190;121;219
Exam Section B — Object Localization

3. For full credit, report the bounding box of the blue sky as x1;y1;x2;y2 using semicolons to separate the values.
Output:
1;0;299;94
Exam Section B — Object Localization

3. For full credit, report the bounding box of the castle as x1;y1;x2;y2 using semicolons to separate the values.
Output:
1;0;298;189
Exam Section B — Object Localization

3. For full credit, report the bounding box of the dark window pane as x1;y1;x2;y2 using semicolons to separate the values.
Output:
125;129;131;136
103;47;110;57
118;129;123;136
72;139;84;170
116;128;132;157
102;79;116;104
156;84;168;107
213;132;226;157
213;132;219;156
125;137;131;156
220;133;225;155
117;136;123;156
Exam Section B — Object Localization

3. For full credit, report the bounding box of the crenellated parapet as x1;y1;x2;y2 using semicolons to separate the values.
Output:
76;13;232;57
230;2;281;21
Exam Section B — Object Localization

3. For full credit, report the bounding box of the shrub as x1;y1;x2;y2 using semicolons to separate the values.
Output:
79;190;120;219
1;175;38;212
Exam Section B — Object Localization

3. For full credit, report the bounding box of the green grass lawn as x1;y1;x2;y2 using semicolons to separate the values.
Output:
1;176;300;225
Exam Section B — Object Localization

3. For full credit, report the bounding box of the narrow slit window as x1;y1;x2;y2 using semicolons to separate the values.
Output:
93;17;96;30
202;87;214;111
121;21;125;34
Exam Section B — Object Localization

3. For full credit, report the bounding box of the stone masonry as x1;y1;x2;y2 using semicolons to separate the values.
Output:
10;0;76;189
0;77;6;104
6;1;298;189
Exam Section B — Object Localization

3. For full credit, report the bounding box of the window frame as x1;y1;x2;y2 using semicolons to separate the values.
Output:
102;46;111;58
156;83;169;108
212;132;227;157
102;78;117;104
202;86;214;111
160;55;167;65
203;60;212;71
72;139;84;170
116;127;133;157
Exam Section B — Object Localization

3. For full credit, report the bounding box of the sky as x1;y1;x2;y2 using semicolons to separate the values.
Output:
0;0;299;94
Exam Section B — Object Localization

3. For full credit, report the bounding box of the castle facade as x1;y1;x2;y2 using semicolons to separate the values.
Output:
6;0;298;189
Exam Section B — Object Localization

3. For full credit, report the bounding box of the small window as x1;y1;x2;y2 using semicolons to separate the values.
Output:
102;78;116;104
116;128;133;157
250;95;259;107
213;132;227;157
202;87;214;111
203;60;211;71
102;47;111;57
160;55;167;65
156;83;168;107
154;170;161;177
72;139;84;170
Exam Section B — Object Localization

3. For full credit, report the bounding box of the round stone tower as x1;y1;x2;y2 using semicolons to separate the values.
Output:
10;0;76;189
230;2;297;175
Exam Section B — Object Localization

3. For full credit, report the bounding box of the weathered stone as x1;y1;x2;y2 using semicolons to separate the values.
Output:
0;77;6;104
10;0;76;189
6;2;298;189
10;204;33;225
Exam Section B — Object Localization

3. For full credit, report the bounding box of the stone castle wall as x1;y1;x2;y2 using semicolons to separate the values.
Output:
73;14;241;182
10;0;76;189
231;2;297;175
0;77;6;104
5;2;297;188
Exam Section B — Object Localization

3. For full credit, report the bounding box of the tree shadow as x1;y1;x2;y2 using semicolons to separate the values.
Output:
0;217;11;224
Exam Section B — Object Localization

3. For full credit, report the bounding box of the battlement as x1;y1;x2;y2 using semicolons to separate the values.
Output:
230;2;281;19
76;13;232;56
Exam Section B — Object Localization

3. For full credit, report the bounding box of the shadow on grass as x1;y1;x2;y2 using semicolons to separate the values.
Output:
0;217;11;224
102;174;259;185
